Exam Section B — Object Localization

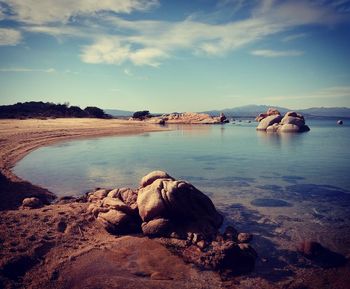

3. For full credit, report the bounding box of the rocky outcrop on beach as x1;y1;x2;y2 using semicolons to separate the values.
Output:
255;108;310;133
146;112;229;124
86;171;257;275
87;188;140;234
87;171;224;239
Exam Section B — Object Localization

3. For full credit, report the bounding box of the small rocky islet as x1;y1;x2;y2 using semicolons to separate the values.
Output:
255;108;310;133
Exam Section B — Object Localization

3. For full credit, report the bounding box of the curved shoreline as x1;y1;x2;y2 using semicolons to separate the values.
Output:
0;118;167;210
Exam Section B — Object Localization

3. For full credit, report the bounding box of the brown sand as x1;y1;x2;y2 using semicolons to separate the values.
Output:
0;118;166;210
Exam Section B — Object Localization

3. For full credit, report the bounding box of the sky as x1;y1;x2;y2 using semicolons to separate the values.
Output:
0;0;350;112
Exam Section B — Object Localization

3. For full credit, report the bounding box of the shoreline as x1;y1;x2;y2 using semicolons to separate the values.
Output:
0;118;168;210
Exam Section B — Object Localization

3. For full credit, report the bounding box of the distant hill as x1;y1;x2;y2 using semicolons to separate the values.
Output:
104;109;134;117
202;105;289;117
298;107;350;118
203;105;350;118
0;102;111;119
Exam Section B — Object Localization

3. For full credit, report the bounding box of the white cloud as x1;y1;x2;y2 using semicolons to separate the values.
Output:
251;49;304;57
282;33;307;42
80;38;130;65
0;67;56;72
0;28;21;46
4;0;159;24
80;37;168;67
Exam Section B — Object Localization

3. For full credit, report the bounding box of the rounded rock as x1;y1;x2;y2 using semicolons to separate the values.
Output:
140;170;174;188
278;123;300;133
237;232;253;243
141;218;171;236
256;115;282;131
22;197;43;209
280;115;305;127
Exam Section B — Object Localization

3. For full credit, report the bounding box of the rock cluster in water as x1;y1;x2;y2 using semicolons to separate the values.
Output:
87;171;257;274
255;108;310;133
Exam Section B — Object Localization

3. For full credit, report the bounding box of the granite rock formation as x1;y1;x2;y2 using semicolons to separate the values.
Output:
86;171;257;275
256;108;310;133
145;112;229;124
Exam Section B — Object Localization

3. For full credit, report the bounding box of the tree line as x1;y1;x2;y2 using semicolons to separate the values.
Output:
0;102;111;119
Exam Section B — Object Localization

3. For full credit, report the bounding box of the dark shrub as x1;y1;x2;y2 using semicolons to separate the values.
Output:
133;110;151;120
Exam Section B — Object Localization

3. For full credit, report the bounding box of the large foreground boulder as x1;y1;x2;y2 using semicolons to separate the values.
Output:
86;171;257;275
137;172;223;238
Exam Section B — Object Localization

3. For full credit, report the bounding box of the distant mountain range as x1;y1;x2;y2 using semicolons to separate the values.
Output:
202;105;350;118
105;105;350;118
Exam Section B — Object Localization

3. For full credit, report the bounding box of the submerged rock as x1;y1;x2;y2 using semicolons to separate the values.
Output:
181;239;257;274
297;240;347;268
250;198;292;207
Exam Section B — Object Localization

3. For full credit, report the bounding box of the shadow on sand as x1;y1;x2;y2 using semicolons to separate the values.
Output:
0;172;55;211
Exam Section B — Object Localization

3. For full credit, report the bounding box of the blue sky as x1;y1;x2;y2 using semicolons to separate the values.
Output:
0;0;349;112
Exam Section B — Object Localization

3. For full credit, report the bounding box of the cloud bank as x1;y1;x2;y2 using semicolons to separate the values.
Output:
0;0;349;66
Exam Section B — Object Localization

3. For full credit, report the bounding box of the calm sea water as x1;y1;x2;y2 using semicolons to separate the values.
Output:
14;119;350;197
13;118;350;277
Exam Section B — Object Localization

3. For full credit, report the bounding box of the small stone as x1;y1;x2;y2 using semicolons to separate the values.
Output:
192;233;200;244
21;197;43;209
216;234;224;242
223;226;238;241
141;218;171;236
237;233;253;243
88;189;108;202
197;240;206;250
150;272;172;280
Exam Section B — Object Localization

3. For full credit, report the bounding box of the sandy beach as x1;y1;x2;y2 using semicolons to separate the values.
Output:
0;118;167;210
